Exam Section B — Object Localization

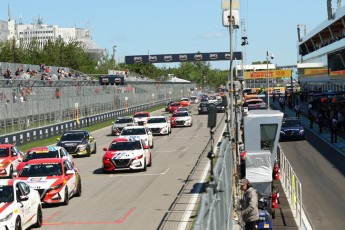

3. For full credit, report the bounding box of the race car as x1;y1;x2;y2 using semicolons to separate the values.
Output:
17;146;74;172
0;179;43;230
133;111;150;125
0;144;24;178
56;130;97;157
145;116;171;135
111;116;135;135
119;126;154;148
180;98;191;107
168;102;182;113
16;158;82;205
102;138;152;172
170;111;193;127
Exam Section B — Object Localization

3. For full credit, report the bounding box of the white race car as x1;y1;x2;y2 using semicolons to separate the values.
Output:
170;111;193;127
145;116;171;135
102;137;152;172
119;126;154;148
0;179;43;230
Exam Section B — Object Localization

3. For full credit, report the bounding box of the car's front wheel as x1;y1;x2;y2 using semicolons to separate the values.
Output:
75;177;82;197
33;205;43;228
15;217;21;230
63;187;69;206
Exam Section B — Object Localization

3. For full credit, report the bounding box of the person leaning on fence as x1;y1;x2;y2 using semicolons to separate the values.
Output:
239;179;259;230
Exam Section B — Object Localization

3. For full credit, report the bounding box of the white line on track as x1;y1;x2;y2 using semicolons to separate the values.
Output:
177;124;227;230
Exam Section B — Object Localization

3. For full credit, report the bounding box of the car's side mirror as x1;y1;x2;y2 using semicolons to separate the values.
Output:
19;195;29;202
103;147;108;151
66;169;74;175
57;138;60;141
143;145;150;149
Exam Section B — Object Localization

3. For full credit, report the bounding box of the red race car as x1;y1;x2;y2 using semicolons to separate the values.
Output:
168;102;182;113
102;137;152;173
0;144;24;178
133;111;150;125
16;158;82;205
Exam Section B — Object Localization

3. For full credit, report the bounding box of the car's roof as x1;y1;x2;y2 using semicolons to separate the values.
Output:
149;116;166;119
117;116;132;119
122;125;146;129
23;158;64;164
28;146;62;152
111;137;130;143
64;130;88;133
134;111;149;114
0;144;15;148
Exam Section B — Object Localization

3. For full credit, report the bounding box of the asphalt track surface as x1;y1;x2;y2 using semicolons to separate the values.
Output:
277;107;345;229
38;105;226;230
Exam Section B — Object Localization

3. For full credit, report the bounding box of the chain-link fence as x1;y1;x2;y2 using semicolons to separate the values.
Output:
0;79;195;136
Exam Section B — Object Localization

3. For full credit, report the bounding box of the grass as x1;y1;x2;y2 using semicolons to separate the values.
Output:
17;104;165;152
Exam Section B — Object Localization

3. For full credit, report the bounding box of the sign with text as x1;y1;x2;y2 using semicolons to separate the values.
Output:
125;52;242;64
244;70;292;79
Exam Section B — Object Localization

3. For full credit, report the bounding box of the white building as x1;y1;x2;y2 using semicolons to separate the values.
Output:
0;15;104;60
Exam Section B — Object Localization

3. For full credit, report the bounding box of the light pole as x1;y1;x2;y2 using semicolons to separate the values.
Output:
113;45;117;70
266;51;274;109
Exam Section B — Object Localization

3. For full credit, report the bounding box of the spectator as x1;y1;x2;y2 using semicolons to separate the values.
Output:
239;151;246;179
331;118;338;143
337;110;344;132
239;179;259;230
317;111;324;133
309;110;315;128
294;104;300;119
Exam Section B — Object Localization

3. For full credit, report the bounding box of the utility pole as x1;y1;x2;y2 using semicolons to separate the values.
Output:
113;45;117;70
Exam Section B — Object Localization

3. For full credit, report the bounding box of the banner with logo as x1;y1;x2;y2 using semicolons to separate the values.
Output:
125;52;242;64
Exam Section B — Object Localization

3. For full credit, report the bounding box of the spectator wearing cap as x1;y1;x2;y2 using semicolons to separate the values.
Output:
239;179;259;230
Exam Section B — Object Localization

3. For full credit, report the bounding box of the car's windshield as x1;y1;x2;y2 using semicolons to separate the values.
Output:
200;103;209;107
60;132;86;141
181;99;189;102
134;113;149;118
172;112;189;117
147;118;166;123
0;148;9;157
19;163;63;177
115;118;133;124
109;141;142;151
23;150;59;162
0;185;14;202
170;103;180;106
121;128;146;135
282;120;301;127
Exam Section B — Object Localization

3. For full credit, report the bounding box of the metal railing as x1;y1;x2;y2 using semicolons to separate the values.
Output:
193;128;235;230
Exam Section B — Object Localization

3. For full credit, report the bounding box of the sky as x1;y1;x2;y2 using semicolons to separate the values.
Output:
0;0;341;70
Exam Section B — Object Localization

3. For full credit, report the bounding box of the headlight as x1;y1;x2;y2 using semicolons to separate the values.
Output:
280;131;285;134
0;212;13;222
51;183;63;190
0;162;9;167
77;144;87;151
299;130;304;134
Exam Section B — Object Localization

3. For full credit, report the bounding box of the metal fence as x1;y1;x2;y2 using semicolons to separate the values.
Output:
193;127;235;230
278;145;307;229
0;79;195;136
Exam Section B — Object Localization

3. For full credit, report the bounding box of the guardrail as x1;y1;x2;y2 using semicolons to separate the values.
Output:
278;145;313;230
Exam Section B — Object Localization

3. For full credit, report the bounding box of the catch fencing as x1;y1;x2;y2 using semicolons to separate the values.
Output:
193;125;235;230
0;79;196;138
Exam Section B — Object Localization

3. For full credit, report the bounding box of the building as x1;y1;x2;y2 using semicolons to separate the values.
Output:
0;13;104;60
297;3;345;92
